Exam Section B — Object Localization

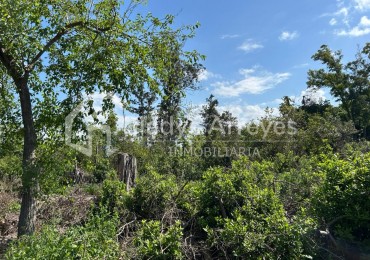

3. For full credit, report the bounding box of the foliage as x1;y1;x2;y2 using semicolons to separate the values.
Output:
308;44;370;139
0;5;369;258
276;152;325;217
130;170;180;220
134;220;183;259
100;178;129;214
0;155;22;181
34;141;77;194
312;152;370;243
0;0;204;236
196;157;304;258
200;95;240;168
0;72;22;157
206;206;303;259
6;207;120;259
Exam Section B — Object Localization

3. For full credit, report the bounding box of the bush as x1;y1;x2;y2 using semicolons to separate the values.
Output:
196;157;304;258
0;155;21;186
275;152;325;217
312;153;370;244
100;178;129;214
196;157;275;227
6;207;120;259
206;203;303;259
130;171;179;220
134;220;183;259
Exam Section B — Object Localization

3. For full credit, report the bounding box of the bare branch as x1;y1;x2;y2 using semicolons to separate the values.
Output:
116;219;136;238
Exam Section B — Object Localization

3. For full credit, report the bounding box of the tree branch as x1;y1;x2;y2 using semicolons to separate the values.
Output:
27;21;113;72
0;43;22;80
27;21;84;71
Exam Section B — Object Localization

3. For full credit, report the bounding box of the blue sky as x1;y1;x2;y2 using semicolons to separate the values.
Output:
134;0;370;125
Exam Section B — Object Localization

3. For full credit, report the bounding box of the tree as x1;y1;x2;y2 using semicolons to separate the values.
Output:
300;89;331;115
201;94;220;137
307;44;370;139
200;95;239;168
156;42;203;144
0;0;202;236
128;82;157;146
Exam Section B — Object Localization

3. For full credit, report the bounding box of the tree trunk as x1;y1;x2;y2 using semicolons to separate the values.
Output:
16;77;38;237
117;153;137;191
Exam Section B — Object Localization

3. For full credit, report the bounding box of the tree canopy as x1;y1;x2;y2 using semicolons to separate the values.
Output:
0;0;203;236
307;44;370;139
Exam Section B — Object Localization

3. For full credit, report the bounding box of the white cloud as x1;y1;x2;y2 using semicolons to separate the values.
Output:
360;15;370;26
336;7;350;25
188;102;280;130
198;69;219;81
299;89;327;104
89;92;124;108
325;0;370;31
326;0;370;36
115;114;138;130
279;31;299;41
353;0;370;10
322;6;350;26
329;18;338;25
218;104;279;126
221;34;240;39
336;27;370;36
293;63;310;69
238;39;263;53
336;15;370;36
80;92;131;129
335;7;349;17
286;89;328;107
212;67;291;97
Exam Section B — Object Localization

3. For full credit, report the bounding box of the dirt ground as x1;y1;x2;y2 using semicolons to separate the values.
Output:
0;187;96;258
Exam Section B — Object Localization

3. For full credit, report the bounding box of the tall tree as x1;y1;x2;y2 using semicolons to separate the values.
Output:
201;94;220;137
200;95;239;168
156;40;203;144
307;44;370;139
129;82;157;146
0;0;202;236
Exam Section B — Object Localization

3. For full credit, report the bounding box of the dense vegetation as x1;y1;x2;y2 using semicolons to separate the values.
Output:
1;0;370;259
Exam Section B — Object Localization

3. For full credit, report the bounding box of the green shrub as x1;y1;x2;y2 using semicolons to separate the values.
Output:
134;220;183;259
312;153;370;243
206;202;303;259
100;178;128;214
196;157;275;227
0;155;21;181
197;157;304;259
276;152;325;216
92;158;112;183
131;171;179;219
6;207;120;259
83;183;103;197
